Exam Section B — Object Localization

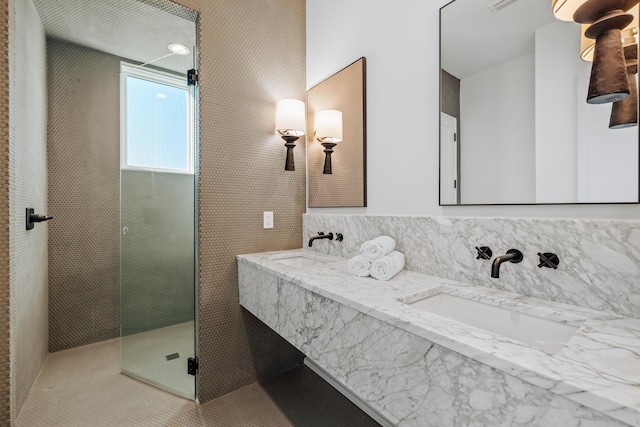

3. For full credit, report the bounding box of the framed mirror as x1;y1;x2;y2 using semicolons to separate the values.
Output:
440;0;639;205
307;57;367;208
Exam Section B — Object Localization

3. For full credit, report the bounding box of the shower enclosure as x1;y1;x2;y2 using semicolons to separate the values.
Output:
37;0;198;400
119;54;197;398
116;4;198;400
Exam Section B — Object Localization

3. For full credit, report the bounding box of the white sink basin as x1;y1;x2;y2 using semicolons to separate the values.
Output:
270;252;330;268
408;293;583;353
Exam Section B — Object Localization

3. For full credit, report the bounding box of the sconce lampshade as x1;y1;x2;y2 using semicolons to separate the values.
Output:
580;26;596;61
275;99;306;136
315;110;343;143
552;0;588;21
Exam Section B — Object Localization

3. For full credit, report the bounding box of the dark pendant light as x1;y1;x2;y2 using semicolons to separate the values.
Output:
610;40;638;128
574;0;638;104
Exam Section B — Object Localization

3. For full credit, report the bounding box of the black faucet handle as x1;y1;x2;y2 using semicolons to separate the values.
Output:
537;252;559;269
475;246;493;260
335;233;343;242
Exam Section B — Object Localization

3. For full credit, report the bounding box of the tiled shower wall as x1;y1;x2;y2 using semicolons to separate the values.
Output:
305;214;640;319
120;170;194;336
8;0;48;421
46;39;121;351
173;0;308;402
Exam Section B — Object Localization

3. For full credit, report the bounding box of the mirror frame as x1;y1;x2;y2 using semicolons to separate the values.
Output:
438;0;640;206
307;57;367;208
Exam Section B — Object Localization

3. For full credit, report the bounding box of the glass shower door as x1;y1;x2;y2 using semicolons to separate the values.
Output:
120;53;196;399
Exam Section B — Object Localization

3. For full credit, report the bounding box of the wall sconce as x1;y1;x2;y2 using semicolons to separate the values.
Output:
315;110;343;174
275;99;306;171
573;1;638;104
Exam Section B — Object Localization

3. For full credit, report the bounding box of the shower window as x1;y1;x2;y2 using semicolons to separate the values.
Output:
120;63;194;174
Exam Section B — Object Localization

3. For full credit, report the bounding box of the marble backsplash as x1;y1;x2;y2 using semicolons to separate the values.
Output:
303;214;640;319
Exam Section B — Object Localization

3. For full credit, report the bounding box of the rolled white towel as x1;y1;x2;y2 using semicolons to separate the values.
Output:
359;236;396;261
370;251;405;281
347;255;371;277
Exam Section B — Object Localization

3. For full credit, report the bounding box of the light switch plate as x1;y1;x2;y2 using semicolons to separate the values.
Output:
263;211;274;229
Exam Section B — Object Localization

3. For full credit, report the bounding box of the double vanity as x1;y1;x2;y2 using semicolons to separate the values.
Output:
238;249;640;427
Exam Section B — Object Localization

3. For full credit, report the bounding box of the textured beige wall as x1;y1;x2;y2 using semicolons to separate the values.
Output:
120;170;194;336
172;0;308;402
9;0;48;421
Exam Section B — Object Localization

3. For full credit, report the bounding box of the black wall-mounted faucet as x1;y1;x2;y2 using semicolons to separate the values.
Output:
308;232;333;247
491;249;523;278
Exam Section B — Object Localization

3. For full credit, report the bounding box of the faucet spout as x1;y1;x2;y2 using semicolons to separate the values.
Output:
308;232;334;247
491;249;523;278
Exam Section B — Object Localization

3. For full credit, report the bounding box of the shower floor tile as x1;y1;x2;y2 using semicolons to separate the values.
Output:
121;321;195;399
17;337;380;426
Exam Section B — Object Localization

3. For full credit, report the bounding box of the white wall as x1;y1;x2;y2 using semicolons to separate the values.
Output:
307;0;438;215
535;21;579;203
576;67;638;203
306;0;640;218
9;0;49;420
460;54;535;204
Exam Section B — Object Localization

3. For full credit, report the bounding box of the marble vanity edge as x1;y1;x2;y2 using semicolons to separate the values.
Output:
236;250;640;426
239;261;630;427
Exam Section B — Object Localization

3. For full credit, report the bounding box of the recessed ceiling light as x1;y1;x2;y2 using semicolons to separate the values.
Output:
156;93;167;99
168;43;190;55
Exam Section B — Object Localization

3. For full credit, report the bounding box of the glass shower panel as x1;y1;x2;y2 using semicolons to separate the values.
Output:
120;44;196;399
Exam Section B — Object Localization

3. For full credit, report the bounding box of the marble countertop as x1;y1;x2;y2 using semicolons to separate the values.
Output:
237;249;640;427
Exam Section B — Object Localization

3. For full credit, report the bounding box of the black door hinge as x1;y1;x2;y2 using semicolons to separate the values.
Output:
454;133;457;142
187;69;198;86
188;357;198;375
454;179;457;189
